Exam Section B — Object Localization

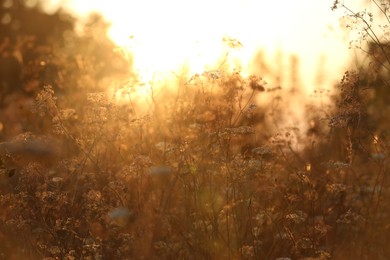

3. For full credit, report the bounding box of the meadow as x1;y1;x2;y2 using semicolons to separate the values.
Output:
1;1;390;259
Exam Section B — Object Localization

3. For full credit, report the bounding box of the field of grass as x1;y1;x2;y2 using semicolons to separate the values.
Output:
1;1;390;259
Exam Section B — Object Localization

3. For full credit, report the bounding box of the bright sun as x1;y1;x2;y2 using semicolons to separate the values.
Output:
43;0;354;99
102;0;263;82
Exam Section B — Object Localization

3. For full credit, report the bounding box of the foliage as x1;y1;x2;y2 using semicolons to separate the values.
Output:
0;1;390;259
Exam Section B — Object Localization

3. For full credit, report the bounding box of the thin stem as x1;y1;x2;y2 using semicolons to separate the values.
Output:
343;4;390;72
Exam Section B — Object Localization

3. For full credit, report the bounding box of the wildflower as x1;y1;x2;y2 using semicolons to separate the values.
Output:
331;0;340;11
249;75;265;91
285;210;307;224
239;245;254;259
202;70;222;80
251;146;272;157
222;37;243;49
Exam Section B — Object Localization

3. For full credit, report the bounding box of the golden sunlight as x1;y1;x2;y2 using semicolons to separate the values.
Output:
3;1;390;258
55;0;353;94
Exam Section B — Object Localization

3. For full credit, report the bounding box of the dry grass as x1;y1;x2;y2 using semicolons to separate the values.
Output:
0;2;390;259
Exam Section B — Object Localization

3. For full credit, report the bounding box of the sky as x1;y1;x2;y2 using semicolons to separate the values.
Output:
36;0;368;93
0;0;380;139
28;0;380;135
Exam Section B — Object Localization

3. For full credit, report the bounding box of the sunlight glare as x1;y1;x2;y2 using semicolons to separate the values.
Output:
55;0;351;92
